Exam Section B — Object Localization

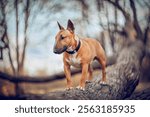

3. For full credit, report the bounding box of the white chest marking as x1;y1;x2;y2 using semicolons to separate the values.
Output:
66;53;81;68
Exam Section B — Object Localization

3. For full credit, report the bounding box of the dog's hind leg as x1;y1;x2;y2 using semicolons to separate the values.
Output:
100;61;106;84
96;55;107;84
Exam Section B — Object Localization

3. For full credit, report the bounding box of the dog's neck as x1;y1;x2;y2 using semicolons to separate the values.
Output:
66;35;80;54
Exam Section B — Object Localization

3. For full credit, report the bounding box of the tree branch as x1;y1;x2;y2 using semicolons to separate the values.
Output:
104;0;129;20
129;0;143;39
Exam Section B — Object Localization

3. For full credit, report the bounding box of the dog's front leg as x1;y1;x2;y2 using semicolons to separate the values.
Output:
64;63;73;90
77;63;88;90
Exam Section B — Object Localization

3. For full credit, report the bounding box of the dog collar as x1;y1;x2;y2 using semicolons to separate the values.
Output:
66;40;81;54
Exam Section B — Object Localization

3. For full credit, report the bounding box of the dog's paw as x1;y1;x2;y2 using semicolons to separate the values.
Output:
99;80;107;85
65;87;73;91
76;86;85;91
85;80;91;83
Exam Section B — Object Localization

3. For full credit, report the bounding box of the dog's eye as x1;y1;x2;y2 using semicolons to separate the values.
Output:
60;35;65;40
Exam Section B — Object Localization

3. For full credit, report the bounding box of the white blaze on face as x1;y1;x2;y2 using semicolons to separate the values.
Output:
66;53;81;68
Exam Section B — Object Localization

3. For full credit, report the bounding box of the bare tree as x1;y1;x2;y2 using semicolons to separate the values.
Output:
0;0;31;75
0;0;16;74
103;0;146;41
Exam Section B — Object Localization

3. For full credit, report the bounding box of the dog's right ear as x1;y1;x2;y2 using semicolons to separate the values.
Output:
57;21;64;30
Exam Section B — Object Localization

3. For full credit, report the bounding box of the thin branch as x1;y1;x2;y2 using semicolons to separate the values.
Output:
129;0;143;39
6;34;16;74
104;0;129;20
114;0;118;32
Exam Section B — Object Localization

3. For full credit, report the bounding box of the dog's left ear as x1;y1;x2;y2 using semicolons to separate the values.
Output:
67;19;75;33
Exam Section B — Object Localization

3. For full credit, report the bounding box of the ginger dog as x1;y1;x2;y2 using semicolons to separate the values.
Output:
54;19;106;90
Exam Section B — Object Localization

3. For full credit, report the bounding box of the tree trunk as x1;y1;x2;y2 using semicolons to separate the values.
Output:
15;0;19;75
24;40;144;100
19;0;30;75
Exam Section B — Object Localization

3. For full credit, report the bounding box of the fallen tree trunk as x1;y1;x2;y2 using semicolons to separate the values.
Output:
25;40;144;100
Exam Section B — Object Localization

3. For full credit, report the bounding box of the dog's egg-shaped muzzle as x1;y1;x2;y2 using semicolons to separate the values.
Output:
53;46;67;54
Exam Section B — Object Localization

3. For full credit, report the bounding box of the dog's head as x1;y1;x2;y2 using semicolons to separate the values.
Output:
53;19;75;54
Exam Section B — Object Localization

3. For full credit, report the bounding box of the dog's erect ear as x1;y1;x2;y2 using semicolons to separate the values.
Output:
67;19;75;33
57;21;64;30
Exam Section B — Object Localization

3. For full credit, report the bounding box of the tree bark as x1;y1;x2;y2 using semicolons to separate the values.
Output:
24;40;144;100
